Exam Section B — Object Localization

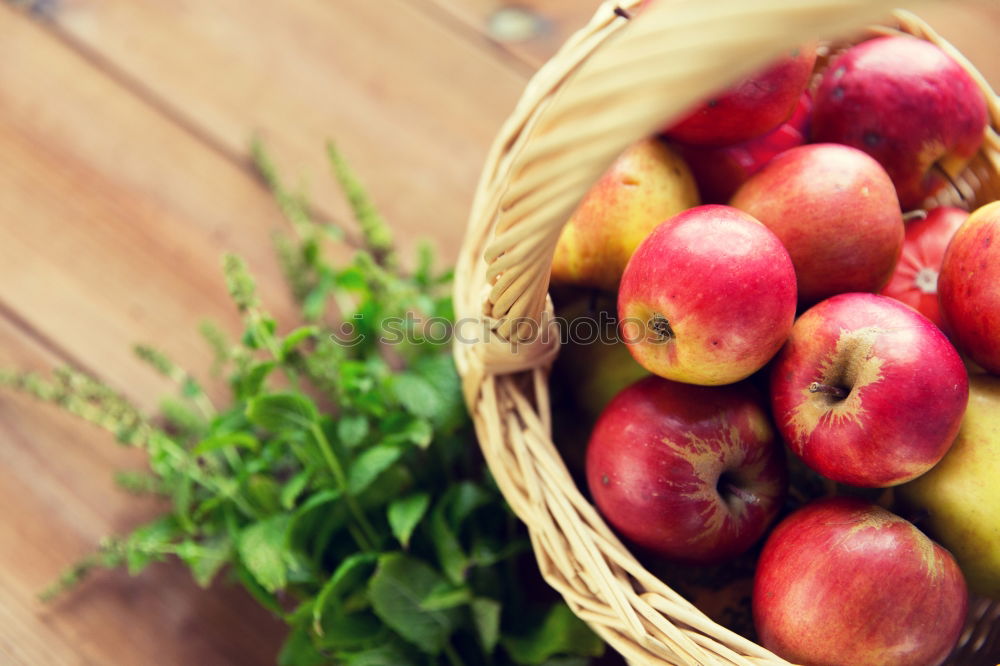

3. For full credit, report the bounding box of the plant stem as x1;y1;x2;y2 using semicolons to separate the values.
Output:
192;393;217;421
309;423;379;550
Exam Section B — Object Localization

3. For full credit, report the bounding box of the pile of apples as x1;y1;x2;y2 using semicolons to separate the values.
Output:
550;31;1000;666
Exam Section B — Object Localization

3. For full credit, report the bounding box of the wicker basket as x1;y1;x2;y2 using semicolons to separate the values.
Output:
453;1;1000;663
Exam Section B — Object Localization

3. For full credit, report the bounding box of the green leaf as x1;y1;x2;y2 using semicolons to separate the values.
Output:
288;489;344;555
180;376;203;398
280;470;311;509
302;287;328;322
356;464;413;513
237;515;292;593
233;560;283;615
123;516;178;574
246;392;318;432
236;360;277;398
314;609;385;650
430;501;467;585
419;581;472;611
192;431;259;455
337;413;369;448
470;535;528;568
247;475;282;514
413;241;434;286
313;552;379;634
391;373;444;421
427;483;489;585
502;604;604;665
368;553;461;655
281;325;319;359
173;474;195;533
444;482;492;527
538;658;591;666
338;641;417;666
412;354;464;429
277;627;327;666
387;492;429;548
472;597;502;654
347;443;404;495
159;397;204;437
176;535;231;588
242;316;277;349
335;265;367;290
383;416;432;449
294;488;342;516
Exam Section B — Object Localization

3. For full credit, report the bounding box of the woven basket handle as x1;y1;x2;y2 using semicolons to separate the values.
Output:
459;0;930;376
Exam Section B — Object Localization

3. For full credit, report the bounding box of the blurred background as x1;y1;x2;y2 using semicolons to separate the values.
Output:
0;1;997;663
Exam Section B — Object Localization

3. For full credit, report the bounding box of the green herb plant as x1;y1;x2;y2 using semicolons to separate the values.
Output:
1;142;604;666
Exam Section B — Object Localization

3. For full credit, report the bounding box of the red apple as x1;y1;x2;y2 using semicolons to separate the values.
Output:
939;200;1000;374
770;292;968;487
663;44;816;146
880;206;968;330
730;143;904;306
618;205;797;386
753;497;968;666
811;35;988;210
586;376;786;564
675;92;811;204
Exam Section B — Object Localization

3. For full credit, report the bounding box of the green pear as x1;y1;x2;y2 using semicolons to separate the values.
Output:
558;336;649;420
897;373;1000;598
549;293;649;477
550;293;649;422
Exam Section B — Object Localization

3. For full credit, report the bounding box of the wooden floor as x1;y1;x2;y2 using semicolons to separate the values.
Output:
1;1;998;664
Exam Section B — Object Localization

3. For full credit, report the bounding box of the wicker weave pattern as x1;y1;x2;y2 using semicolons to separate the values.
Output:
454;1;1000;663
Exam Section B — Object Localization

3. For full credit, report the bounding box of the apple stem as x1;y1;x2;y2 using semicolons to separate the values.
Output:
613;6;631;19
649;313;675;341
721;481;758;506
809;381;849;400
932;162;966;202
902;209;927;222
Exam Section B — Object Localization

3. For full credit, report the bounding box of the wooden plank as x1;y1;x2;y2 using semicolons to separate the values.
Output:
43;0;529;264
0;2;313;411
0;314;285;666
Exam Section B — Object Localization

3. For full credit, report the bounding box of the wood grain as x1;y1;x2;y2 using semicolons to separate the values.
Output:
46;0;528;264
0;1;304;410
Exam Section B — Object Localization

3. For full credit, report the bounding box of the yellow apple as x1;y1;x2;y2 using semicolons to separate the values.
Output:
550;137;699;292
897;372;1000;598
